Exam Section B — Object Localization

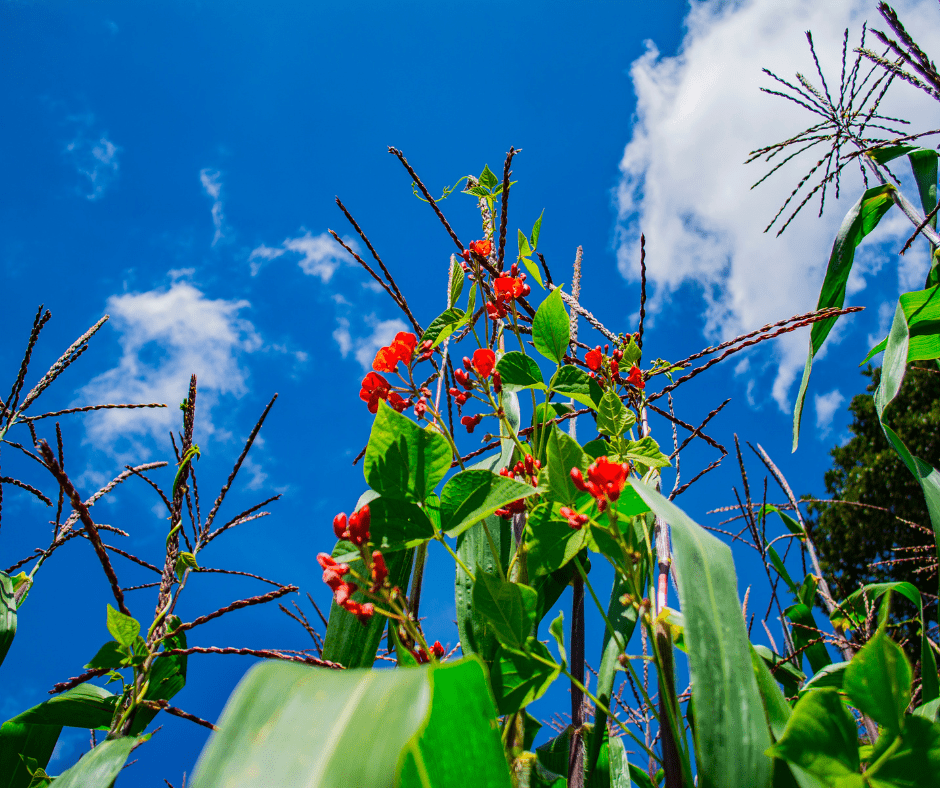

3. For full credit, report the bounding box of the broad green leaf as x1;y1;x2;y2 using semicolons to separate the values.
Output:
495;351;545;392
105;604;139;649
915;698;940;722
456;515;511;662
753;644;806;699
420;307;466;350
53;736;141;788
0;722;60;788
491;638;560;715
784;603;831;676
84;640;125;670
799;661;850;696
632;480;773;788
175;550;199;581
322;546;413;668
532;402;574;430
861;285;940;365
449;262;464;307
621;337;642;367
750;646;792;741
5;685;118;731
522;257;545;289
472;571;537;650
191;658;511;788
550;365;597;409
0;572;16;669
870;714;940;788
792;183;895;450
369;497;435;551
439;469;539;538
364;401;451;504
767;689;859;782
479;164;499;191
583;438;610;459
759;504;806;539
616;437;670;470
867;144;920;165
843;628;912;739
530;210;543;250
544;425;586;506
518;229;531;257
533;289;570;364
596;388;635;438
768;546;799;597
525;502;590;576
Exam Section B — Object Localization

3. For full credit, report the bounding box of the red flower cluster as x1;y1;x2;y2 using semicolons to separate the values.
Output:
495;454;541;519
585;346;603;372
373;332;417;373
317;553;374;624
469;239;492;258
370;549;388;592
412;640;446;664
626;365;644;390
461;414;482;433
570;456;631;512
560;506;589;530
359;373;408;414
472;348;496;377
494;277;525;302
333;505;371;546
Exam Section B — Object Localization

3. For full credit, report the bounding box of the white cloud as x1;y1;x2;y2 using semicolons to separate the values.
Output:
814;388;845;436
249;231;356;281
199;169;225;245
78;281;262;458
333;315;409;371
65;131;120;200
616;0;940;411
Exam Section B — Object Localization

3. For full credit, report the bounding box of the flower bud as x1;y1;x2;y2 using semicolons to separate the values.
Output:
332;513;348;539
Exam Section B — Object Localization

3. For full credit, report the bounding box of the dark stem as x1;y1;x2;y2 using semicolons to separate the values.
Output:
568;574;585;788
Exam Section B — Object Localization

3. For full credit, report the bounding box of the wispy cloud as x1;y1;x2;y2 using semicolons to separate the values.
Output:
616;0;940;411
815;389;845;436
65;122;120;200
199;169;226;245
78;279;262;459
248;230;356;281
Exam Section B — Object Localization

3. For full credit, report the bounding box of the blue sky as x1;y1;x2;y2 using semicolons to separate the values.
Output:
2;0;939;782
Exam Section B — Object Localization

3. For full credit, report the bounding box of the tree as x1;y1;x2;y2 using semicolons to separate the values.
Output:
806;365;939;629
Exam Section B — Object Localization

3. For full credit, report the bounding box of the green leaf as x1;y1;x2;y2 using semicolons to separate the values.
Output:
322;546;413;668
862;285;940;365
175;550;199;581
439;469;540;538
871;714;940;788
128;615;188;735
621;336;642;367
843;628;912;739
616;437;670;469
631;480;773;788
449;262;465;307
550;365;597;409
491;638;561;715
525;503;590;576
420;307;466;350
753;644;806;699
768;546;799;597
530;211;543;250
84;640;125;670
0;572;16;669
767;689;859;782
532;402;574;429
533;289;570;364
867;145;921;165
784;602;831;675
369;496;435;551
190;658;512;788
479;165;499;191
799;661;850;696
597;389;635;437
548;611;567;668
52;736;142;788
543;425;586;506
750;646;792;741
522;257;545;289
793;183;895;450
364;401;451;503
0;722;60;788
5;685;118;731
105;604;140;649
518;229;532;258
472;571;537;650
495;351;545;393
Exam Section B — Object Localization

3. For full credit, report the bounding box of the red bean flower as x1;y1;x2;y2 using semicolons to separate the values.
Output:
360;372;391;413
571;456;631;511
472;348;496;378
585;346;603;372
347;505;371;546
469;239;493;258
486;301;508;321
494;277;525;303
373;332;417;373
626;365;645;390
461;414;482;433
388;392;409;413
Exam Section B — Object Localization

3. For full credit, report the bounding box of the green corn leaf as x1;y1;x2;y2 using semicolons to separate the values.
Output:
439;469;540;538
4;685;117;731
495;351;545;392
792;183;895;450
0;572;16;669
321;546;413;669
550;365;597;409
631;480;773;788
533;288;570;364
766;688;859;783
449;262;464;307
525;502;591;577
862;284;940;365
52;736;143;788
843;627;912;740
472;570;537;650
105;604;140;649
420;307;466;350
753;644;806;698
750;646;792;741
190;658;512;788
799;661;850;696
783;602;831;675
491;638;561;716
767;546;799;597
0;722;61;788
364;401;451;504
909;149;938;236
